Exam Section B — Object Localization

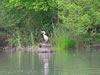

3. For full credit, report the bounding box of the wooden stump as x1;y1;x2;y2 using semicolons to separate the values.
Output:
38;43;52;53
39;43;51;48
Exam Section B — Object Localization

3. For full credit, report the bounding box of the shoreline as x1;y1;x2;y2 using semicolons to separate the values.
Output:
0;43;100;52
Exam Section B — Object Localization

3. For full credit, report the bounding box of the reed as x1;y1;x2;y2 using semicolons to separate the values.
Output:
16;31;22;47
30;32;34;47
50;27;76;50
7;31;35;47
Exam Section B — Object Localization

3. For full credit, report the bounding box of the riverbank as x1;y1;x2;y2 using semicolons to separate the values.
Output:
0;43;99;53
2;46;36;52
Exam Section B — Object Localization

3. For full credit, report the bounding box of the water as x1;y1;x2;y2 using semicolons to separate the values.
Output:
0;50;100;75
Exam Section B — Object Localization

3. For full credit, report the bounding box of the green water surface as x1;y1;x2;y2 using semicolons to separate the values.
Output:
0;50;100;75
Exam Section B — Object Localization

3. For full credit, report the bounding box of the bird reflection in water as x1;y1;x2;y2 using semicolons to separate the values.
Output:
38;52;52;75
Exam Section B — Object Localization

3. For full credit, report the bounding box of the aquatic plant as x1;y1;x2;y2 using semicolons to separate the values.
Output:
7;30;35;47
30;32;34;46
50;27;76;50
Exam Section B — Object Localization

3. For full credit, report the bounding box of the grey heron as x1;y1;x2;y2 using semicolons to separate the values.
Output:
41;31;48;43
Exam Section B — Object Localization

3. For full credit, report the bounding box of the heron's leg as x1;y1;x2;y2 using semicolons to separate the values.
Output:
44;41;46;44
45;41;48;44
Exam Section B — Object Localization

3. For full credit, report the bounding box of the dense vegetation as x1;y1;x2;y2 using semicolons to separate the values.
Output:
0;0;100;50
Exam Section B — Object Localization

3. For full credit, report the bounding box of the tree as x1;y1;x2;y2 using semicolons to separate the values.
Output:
7;0;57;11
0;0;58;46
57;0;100;41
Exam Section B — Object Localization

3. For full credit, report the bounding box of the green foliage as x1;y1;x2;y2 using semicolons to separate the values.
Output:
57;0;100;42
7;0;57;11
50;27;76;50
30;32;34;46
7;31;35;47
0;0;57;46
0;0;100;48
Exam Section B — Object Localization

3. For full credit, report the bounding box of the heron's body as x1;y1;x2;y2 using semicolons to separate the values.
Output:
41;31;48;43
43;34;48;42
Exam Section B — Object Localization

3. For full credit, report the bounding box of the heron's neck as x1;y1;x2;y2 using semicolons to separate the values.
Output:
43;33;45;35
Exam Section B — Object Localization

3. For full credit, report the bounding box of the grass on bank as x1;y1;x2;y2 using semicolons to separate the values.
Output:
6;27;100;50
7;31;35;47
50;28;77;50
